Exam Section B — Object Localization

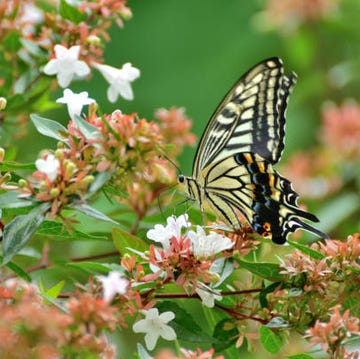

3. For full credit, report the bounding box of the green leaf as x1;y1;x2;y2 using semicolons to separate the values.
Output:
0;161;36;171
288;354;315;359
288;240;325;260
71;203;118;224
266;317;290;328
67;262;115;275
20;38;45;57
2;203;50;264
59;0;87;23
136;344;151;359
73;114;101;141
0;192;35;209
30;114;69;142
235;259;283;281
112;227;149;257
3;32;21;52
213;318;239;352
36;221;108;241
86;171;113;197
259;282;282;307
157;301;215;343
259;326;286;354
40;279;65;299
3;259;31;281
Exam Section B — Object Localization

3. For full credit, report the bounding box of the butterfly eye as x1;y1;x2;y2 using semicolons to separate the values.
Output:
178;174;185;183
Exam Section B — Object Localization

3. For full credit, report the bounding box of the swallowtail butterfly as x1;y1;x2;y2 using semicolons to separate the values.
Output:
178;57;327;244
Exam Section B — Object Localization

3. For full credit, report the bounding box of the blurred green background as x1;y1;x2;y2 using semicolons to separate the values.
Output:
20;0;360;174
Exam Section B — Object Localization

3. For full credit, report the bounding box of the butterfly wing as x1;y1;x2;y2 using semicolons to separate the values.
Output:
200;153;327;244
193;57;296;178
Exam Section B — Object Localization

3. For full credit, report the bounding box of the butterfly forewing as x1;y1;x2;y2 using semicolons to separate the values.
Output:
193;57;296;178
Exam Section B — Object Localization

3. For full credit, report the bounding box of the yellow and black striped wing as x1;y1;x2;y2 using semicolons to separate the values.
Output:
200;153;327;244
193;57;296;178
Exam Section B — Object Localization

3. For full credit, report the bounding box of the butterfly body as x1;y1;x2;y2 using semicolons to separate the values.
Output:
179;57;327;244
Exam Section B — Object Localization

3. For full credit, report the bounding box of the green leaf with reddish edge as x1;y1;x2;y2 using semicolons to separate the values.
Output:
235;259;283;281
2;202;50;264
112;227;149;257
259;326;286;354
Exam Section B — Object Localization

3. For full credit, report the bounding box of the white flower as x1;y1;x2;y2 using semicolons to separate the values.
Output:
147;214;190;251
97;271;129;303
56;89;95;120
43;45;90;88
132;308;176;350
188;226;234;257
195;286;222;308
92;62;140;102
35;154;60;182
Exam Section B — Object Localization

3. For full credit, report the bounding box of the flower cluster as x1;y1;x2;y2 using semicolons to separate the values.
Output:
306;305;360;358
147;215;235;295
19;149;95;218
155;107;197;157
153;348;224;359
0;280;117;358
254;0;339;33
321;100;360;159
268;234;360;337
281;234;360;294
0;0;131;64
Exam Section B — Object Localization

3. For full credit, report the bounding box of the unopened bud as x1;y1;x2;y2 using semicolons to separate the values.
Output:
86;35;101;46
0;147;5;161
83;175;95;184
207;272;221;284
55;149;64;159
18;179;27;188
50;188;60;197
0;97;7;111
65;162;76;178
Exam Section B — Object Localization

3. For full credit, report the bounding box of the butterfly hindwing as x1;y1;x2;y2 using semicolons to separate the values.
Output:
201;153;324;244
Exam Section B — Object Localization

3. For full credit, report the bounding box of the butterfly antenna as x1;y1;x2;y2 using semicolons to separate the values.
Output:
157;183;178;221
161;153;181;173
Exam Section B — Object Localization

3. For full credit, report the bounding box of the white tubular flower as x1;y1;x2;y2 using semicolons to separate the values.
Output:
195;286;222;308
92;62;140;102
35;154;60;182
188;226;234;257
43;45;90;88
56;89;95;120
97;271;129;303
132;308;176;350
147;214;190;250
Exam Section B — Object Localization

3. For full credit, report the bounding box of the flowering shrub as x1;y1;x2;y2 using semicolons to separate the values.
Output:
0;1;360;359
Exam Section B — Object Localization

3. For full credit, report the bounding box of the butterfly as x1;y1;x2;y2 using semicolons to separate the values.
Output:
178;57;327;244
